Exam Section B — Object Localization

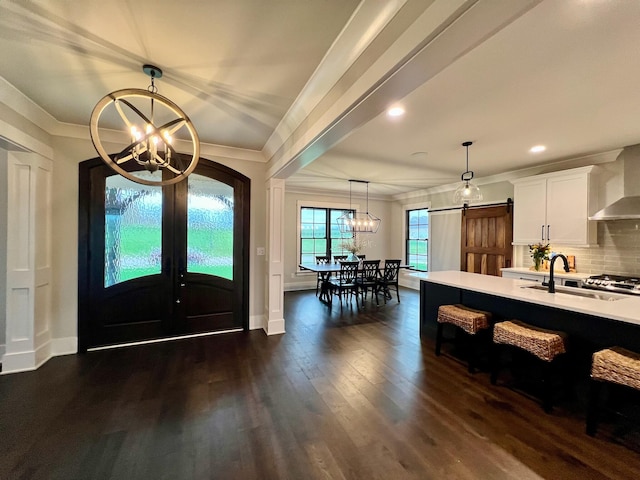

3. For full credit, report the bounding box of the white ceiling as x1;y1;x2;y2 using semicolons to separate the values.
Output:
2;0;640;198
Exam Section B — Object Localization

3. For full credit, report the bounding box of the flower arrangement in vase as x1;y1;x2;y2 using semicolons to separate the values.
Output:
528;242;550;271
340;235;365;262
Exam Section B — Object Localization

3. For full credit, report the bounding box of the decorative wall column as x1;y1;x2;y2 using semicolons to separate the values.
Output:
264;178;285;335
2;150;53;373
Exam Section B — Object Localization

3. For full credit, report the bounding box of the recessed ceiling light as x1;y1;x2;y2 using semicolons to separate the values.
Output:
530;145;546;153
387;106;405;117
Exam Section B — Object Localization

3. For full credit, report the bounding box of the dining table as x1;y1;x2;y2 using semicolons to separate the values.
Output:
299;262;412;303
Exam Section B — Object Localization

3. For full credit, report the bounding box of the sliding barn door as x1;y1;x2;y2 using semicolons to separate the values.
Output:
461;205;513;276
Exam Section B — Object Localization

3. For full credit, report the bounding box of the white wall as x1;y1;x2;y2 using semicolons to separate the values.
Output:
284;190;393;291
50;136;268;339
0;147;6;352
391;181;515;276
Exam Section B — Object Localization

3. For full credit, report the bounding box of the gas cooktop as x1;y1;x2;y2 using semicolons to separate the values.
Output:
582;274;640;295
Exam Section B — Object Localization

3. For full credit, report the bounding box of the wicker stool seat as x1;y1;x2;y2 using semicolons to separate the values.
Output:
587;346;640;436
493;320;567;362
491;320;568;413
437;304;491;334
591;347;640;389
435;304;492;373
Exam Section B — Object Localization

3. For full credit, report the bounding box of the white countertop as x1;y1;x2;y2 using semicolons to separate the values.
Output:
501;267;587;282
421;271;640;327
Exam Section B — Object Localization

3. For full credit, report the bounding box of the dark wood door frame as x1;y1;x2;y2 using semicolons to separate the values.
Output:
78;157;250;352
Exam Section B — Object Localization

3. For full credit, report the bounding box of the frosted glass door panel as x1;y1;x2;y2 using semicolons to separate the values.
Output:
104;173;162;287
187;174;234;279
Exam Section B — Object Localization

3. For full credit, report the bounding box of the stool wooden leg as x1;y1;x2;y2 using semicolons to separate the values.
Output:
490;343;502;385
541;360;554;414
586;379;603;436
468;333;478;374
435;323;444;356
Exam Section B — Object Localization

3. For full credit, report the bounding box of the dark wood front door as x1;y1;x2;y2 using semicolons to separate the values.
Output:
460;205;513;276
78;158;250;351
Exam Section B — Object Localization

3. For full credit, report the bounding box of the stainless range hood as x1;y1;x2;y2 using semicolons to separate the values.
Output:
589;146;640;220
589;196;640;220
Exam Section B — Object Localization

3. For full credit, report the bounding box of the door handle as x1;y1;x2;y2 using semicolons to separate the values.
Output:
176;260;185;304
541;225;544;242
547;224;550;242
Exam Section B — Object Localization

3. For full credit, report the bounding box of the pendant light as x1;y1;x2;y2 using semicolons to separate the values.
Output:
337;180;381;234
90;64;200;187
453;141;483;206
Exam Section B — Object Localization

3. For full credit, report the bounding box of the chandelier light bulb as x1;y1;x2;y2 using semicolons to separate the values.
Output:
337;179;381;234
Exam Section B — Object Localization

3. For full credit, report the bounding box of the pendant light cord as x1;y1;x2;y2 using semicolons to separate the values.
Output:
461;141;473;181
366;182;369;214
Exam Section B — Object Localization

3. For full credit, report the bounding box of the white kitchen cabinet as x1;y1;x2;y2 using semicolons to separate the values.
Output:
511;166;597;246
501;268;585;286
501;270;544;283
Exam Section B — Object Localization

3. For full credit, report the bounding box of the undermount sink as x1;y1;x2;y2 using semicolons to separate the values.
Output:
521;284;623;301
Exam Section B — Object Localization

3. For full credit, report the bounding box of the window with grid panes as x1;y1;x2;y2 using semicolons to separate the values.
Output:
406;208;428;271
300;207;355;264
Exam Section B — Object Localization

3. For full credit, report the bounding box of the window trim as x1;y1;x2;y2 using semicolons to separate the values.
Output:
296;200;359;272
403;201;430;272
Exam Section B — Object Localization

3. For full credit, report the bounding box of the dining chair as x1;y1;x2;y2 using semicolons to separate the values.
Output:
376;259;401;303
315;255;331;298
328;261;360;311
357;259;380;304
333;255;348;262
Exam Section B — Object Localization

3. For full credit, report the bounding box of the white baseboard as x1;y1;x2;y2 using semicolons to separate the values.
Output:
399;272;426;291
284;281;315;292
249;314;264;330
1;338;54;374
51;337;78;356
1;350;37;374
264;317;286;335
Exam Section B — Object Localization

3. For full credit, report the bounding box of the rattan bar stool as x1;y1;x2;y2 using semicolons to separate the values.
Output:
435;304;492;373
586;346;640;436
491;320;568;413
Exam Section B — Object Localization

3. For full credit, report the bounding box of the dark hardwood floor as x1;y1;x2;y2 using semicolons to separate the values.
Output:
1;288;639;479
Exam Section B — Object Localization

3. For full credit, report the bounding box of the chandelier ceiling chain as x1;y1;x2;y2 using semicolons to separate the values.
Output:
90;64;200;186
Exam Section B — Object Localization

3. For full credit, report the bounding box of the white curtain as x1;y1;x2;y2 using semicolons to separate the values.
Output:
429;210;461;271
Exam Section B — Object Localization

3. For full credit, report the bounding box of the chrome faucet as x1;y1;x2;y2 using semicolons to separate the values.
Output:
548;254;570;293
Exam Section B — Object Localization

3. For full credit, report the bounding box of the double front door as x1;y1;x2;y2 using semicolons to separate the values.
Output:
78;158;250;351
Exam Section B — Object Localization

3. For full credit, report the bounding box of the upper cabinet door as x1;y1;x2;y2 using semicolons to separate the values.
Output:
546;172;590;245
512;177;547;244
512;166;597;247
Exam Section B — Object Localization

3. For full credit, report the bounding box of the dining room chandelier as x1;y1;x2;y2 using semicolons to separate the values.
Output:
337;179;381;234
89;64;200;186
453;140;483;205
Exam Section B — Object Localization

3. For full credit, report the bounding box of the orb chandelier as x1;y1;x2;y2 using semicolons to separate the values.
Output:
337;179;381;234
453;141;483;206
90;64;200;186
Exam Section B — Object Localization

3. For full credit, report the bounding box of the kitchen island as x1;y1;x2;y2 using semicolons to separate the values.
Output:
420;271;640;352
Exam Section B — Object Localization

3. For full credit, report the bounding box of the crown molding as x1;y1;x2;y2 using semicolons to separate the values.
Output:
392;148;623;202
0;75;266;163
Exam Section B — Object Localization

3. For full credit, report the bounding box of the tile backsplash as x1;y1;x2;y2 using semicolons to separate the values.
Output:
518;219;640;276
